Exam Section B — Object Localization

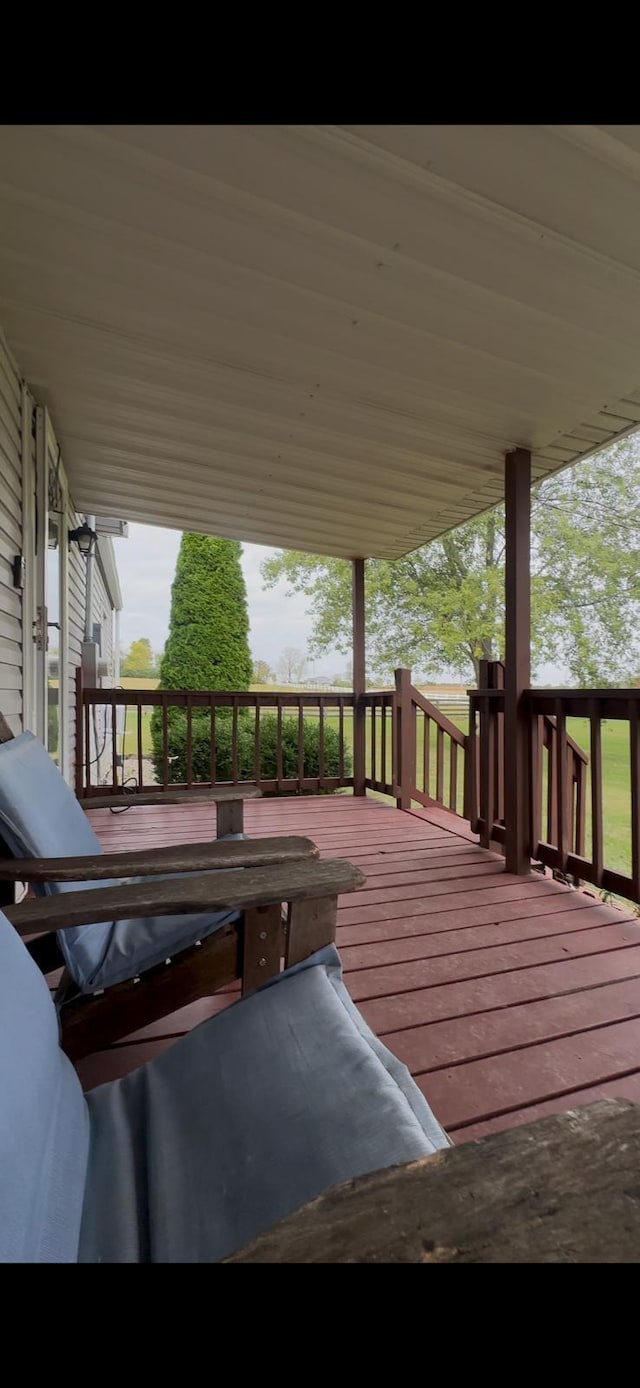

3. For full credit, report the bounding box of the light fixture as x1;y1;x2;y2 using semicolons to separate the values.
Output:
68;521;97;557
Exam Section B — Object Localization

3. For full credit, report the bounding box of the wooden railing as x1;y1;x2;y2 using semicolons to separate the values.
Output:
397;669;467;816
362;669;468;816
362;689;395;796
468;661;590;877
79;668;640;906
526;688;640;901
75;671;355;798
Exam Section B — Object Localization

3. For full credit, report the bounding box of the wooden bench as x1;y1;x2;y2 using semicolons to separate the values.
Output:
226;1099;640;1263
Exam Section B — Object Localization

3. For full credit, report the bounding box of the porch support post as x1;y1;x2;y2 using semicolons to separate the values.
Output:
352;557;366;796
504;448;532;875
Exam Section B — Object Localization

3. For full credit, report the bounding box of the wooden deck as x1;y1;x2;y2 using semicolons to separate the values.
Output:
81;795;640;1143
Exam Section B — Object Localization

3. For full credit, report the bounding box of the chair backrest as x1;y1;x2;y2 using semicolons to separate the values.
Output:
0;731;103;882
0;731;122;983
0;909;89;1261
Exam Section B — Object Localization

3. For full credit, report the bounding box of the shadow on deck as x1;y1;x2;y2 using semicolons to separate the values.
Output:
82;795;640;1142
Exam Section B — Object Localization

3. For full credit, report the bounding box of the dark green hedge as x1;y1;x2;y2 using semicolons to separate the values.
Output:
150;710;351;791
157;534;252;692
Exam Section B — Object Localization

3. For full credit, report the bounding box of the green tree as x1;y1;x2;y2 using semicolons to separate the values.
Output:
252;658;275;684
121;637;157;678
276;647;308;685
158;534;252;690
262;440;640;686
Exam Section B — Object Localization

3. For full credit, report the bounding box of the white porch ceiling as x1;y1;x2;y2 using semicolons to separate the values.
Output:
1;124;640;559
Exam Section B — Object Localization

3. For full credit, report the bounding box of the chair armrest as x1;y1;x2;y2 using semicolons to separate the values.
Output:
79;786;262;810
5;859;364;936
0;836;318;883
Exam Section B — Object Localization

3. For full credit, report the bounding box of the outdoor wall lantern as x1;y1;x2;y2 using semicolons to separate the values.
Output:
68;521;97;557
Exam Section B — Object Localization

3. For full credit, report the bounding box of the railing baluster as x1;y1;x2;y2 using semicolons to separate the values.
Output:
479;695;494;849
109;698;117;790
254;699;261;788
422;711;429;800
298;704;305;788
276;699;283;788
162;693;169;788
546;719;557;848
464;698;477;827
371;697;377;787
84;699;91;794
450;740;457;812
318;697;325;785
630;702;640;901
137;696;143;789
556;700;569;874
231;697;239;784
436;724;444;804
75;668;84;799
380;694;385;793
590;703;603;887
338;698;344;782
185;694;193;788
209;697;216;786
574;751;587;860
529;713;542;856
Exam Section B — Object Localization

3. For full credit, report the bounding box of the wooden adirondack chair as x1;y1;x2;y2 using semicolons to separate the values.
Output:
0;859;450;1264
0;713;320;1059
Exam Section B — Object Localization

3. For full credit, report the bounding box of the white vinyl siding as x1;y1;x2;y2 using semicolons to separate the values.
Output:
0;332;23;733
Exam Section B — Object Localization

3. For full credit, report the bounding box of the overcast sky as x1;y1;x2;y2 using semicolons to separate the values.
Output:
112;523;346;678
112;522;565;684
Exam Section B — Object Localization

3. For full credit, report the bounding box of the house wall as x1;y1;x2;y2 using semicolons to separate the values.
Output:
0;332;23;735
0;324;123;785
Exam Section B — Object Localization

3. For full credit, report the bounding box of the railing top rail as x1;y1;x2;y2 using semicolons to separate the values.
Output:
411;686;466;745
527;688;640;700
81;688;356;707
527;689;640;721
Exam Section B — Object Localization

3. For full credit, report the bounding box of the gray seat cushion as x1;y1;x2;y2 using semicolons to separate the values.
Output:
0;732;240;992
0;910;89;1262
79;945;449;1263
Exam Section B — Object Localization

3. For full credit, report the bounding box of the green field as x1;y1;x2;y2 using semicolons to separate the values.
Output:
118;703;633;885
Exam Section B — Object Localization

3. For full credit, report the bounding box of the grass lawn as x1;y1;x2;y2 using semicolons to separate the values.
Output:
117;701;632;886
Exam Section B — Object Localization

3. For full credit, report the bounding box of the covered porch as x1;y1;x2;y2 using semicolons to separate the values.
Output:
77;794;640;1143
4;126;640;1256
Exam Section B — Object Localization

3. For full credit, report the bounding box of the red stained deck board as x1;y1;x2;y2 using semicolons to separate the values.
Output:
359;946;640;1035
452;1072;640;1141
86;795;640;1139
407;807;480;843
418;1014;640;1130
341;862;504;903
338;903;618;970
340;847;497;877
336;890;605;948
383;976;640;1076
347;924;640;1003
337;879;574;928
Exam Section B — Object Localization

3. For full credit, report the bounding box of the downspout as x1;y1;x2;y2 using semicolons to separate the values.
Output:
84;514;96;641
82;515;100;781
114;608;121;685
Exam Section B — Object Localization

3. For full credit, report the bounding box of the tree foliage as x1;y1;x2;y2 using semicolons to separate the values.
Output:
121;637;157;678
158;534;252;691
276;646;309;685
252;658;275;685
262;441;640;686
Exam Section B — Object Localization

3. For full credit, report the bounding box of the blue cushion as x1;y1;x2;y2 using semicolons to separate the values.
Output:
79;945;449;1263
0;911;89;1263
0;732;240;992
63;891;241;991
